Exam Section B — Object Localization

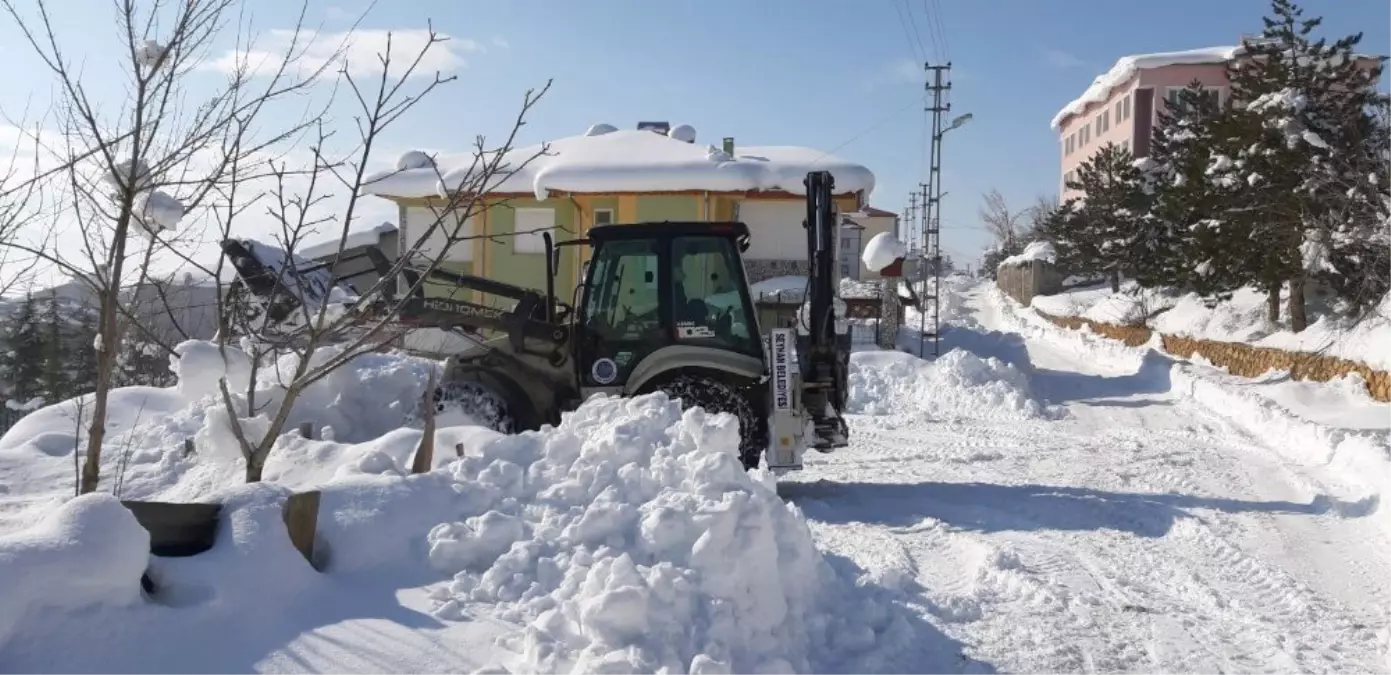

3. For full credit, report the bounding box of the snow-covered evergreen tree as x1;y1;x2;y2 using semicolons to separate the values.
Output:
0;296;47;406
1146;81;1255;300
1212;0;1388;330
38;293;72;402
1055;144;1152;291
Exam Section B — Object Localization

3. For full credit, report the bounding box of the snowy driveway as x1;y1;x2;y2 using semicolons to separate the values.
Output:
784;284;1390;673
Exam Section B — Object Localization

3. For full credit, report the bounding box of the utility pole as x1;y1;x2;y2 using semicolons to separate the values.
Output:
918;183;930;253
918;61;951;358
905;194;918;255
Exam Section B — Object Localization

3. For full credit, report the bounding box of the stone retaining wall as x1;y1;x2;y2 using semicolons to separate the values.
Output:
1034;310;1391;402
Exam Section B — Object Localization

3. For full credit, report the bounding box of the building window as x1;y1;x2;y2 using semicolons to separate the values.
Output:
593;208;614;227
513;207;554;254
1123;95;1132;120
1166;87;1221;115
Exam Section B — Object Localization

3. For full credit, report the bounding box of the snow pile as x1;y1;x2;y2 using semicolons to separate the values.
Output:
1034;282;1391;371
419;393;918;673
101;156;186;237
363;128;876;200
1051;46;1240;130
847;350;1057;420
396;150;436;171
667;124;697;143
1031;281;1179;325
860;232;906;273
0;341;443;502
134;40;166;69
998;241;1057;268
0;493;150;653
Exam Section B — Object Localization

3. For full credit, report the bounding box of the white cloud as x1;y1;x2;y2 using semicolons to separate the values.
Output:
889;58;922;83
491;36;510;49
200;28;484;80
1043;48;1087;69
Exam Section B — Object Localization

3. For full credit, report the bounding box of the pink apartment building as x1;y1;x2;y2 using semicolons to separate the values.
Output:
1054;44;1384;199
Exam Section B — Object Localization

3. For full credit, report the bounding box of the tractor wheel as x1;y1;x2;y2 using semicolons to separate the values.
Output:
658;374;766;470
413;378;516;434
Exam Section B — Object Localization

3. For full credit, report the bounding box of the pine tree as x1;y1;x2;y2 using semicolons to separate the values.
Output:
1063;144;1152;291
1215;0;1388;330
1146;80;1253;300
39;293;71;402
0;296;48;405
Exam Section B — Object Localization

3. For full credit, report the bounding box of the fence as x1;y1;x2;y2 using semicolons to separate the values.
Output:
996;259;1065;305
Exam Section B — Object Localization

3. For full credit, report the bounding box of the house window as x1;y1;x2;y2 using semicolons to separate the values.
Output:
593;208;614;227
513;207;554;254
1124;95;1131;120
1102;108;1110;133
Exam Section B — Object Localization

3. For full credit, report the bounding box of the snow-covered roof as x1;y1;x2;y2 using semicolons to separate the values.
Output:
299;222;398;261
362;128;875;200
845;206;897;218
1050;46;1241;131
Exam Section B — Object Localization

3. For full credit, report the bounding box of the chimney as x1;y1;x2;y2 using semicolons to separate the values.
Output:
722;136;735;156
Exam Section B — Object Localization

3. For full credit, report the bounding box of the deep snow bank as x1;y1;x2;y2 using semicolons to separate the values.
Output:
0;341;450;504
422;392;942;673
0;493;150;652
849;349;1060;420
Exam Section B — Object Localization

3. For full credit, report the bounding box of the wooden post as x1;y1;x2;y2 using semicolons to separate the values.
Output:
410;370;438;474
283;490;321;569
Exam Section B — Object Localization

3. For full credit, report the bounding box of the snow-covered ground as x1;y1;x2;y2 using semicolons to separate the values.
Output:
1033;282;1391;372
0;280;1388;673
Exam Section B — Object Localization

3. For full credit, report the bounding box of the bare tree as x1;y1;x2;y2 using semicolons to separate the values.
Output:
978;189;1032;249
0;0;334;493
173;31;554;482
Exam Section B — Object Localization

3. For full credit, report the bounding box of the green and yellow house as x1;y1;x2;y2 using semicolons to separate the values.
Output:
362;122;877;308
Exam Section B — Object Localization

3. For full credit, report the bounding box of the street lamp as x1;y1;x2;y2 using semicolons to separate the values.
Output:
917;111;972;358
944;113;973;134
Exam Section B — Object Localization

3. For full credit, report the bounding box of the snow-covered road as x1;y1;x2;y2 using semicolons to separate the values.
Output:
786;283;1391;673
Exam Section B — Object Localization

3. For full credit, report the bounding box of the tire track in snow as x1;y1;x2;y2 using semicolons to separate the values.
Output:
788;281;1389;673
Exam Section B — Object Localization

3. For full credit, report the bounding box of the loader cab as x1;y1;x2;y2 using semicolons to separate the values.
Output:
573;222;764;388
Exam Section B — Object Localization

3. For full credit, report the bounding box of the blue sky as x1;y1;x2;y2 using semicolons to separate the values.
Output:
1;0;1387;276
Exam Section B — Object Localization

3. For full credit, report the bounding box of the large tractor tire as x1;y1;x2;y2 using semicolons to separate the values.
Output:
657;374;766;470
409;376;516;435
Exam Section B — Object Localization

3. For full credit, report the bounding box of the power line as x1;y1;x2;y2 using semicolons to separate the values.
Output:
808;96;921;165
924;0;950;62
891;0;925;64
900;0;933;65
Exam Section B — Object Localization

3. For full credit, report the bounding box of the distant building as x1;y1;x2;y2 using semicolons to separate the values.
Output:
1053;43;1383;199
838;206;898;281
362;121;876;299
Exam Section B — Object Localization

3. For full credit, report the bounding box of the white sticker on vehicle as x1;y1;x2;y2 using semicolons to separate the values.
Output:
676;324;716;339
770;329;793;411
